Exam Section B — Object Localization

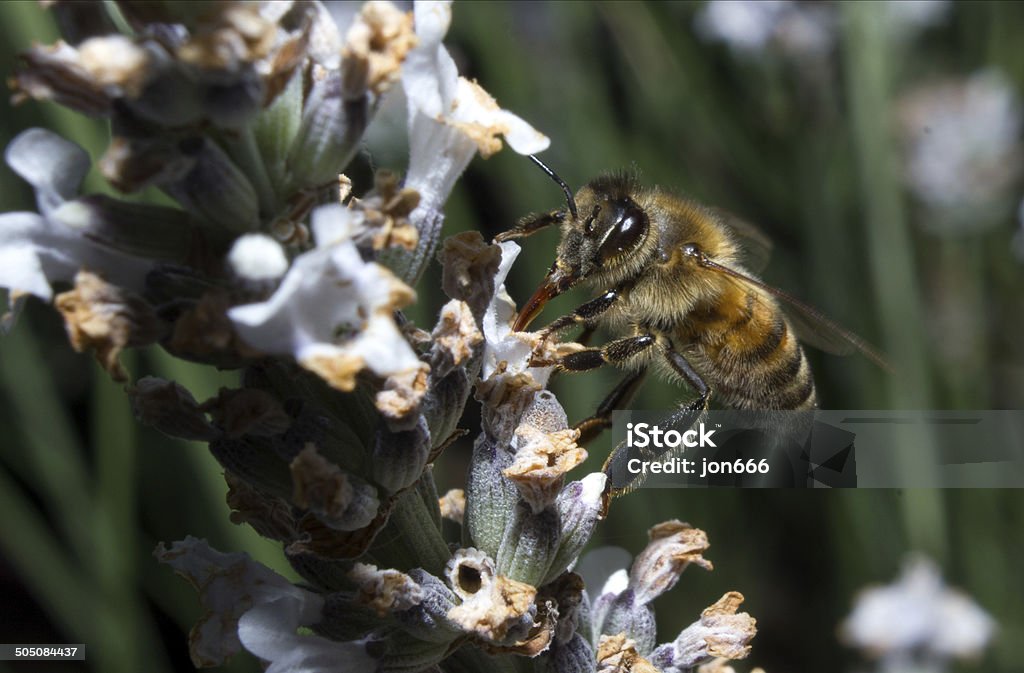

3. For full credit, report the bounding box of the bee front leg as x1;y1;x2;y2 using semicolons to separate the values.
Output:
494;210;564;242
537;287;621;340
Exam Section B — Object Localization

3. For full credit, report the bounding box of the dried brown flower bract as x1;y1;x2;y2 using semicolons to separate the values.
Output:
202;387;291;438
341;1;418;98
445;549;537;644
596;634;660;673
503;426;586;511
438;488;466;524
438;232;502;317
349;563;425;617
225;471;297;543
128;376;218;441
55;270;161;381
290;444;380;532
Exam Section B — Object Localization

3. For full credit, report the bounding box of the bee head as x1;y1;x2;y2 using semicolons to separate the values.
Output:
514;163;652;331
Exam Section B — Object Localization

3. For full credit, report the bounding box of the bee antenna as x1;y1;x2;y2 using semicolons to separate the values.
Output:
528;154;578;220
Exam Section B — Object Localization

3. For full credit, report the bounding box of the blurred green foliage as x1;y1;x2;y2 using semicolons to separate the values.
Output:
1;2;1023;673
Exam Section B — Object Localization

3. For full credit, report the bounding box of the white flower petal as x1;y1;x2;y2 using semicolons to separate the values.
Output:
229;206;419;385
480;241;554;385
5;128;91;214
402;0;548;214
238;598;373;673
0;212;60;300
155;536;320;668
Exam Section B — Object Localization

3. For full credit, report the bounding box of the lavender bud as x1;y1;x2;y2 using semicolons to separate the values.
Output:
164;136;259;232
496;501;560;587
393;569;462;643
544;473;606;585
286;69;367;190
372;416;431;493
596;589;657;655
545;633;596;673
464;434;518;558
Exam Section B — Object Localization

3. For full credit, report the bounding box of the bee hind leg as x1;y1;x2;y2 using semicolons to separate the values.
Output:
573;370;647;445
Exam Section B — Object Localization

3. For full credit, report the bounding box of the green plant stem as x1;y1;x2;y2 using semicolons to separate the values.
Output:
842;3;946;562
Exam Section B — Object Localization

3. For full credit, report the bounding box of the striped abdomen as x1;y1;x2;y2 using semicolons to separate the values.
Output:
680;289;817;410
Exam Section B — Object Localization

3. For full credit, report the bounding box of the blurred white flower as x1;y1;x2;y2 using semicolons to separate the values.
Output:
155;537;373;671
841;556;996;663
694;0;835;58
898;70;1022;233
228;204;421;391
0;130;140;304
886;0;952;40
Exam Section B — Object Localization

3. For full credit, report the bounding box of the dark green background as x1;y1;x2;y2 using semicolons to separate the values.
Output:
1;2;1022;672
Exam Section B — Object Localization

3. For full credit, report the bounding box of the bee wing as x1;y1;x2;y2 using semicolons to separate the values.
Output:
700;256;891;372
708;207;773;274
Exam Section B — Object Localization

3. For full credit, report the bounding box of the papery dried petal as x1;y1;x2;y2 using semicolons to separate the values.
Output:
203;387;292;438
504;425;585;511
445;548;537;644
341;1;417;98
55;270;162;381
596;634;659;673
629;521;713;605
129;376;218;441
649;592;756;672
438;231;502;318
375;364;430;426
438;488;465;524
348;563;424;617
430;299;482;377
291;444;380;531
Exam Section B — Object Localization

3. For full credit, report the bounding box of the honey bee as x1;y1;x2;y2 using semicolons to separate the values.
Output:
497;156;887;446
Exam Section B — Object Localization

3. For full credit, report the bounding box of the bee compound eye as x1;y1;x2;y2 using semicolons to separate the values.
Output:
598;204;649;262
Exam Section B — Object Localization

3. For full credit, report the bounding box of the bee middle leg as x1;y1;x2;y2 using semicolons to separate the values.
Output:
573;370;647;446
550;333;656;372
661;342;711;412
